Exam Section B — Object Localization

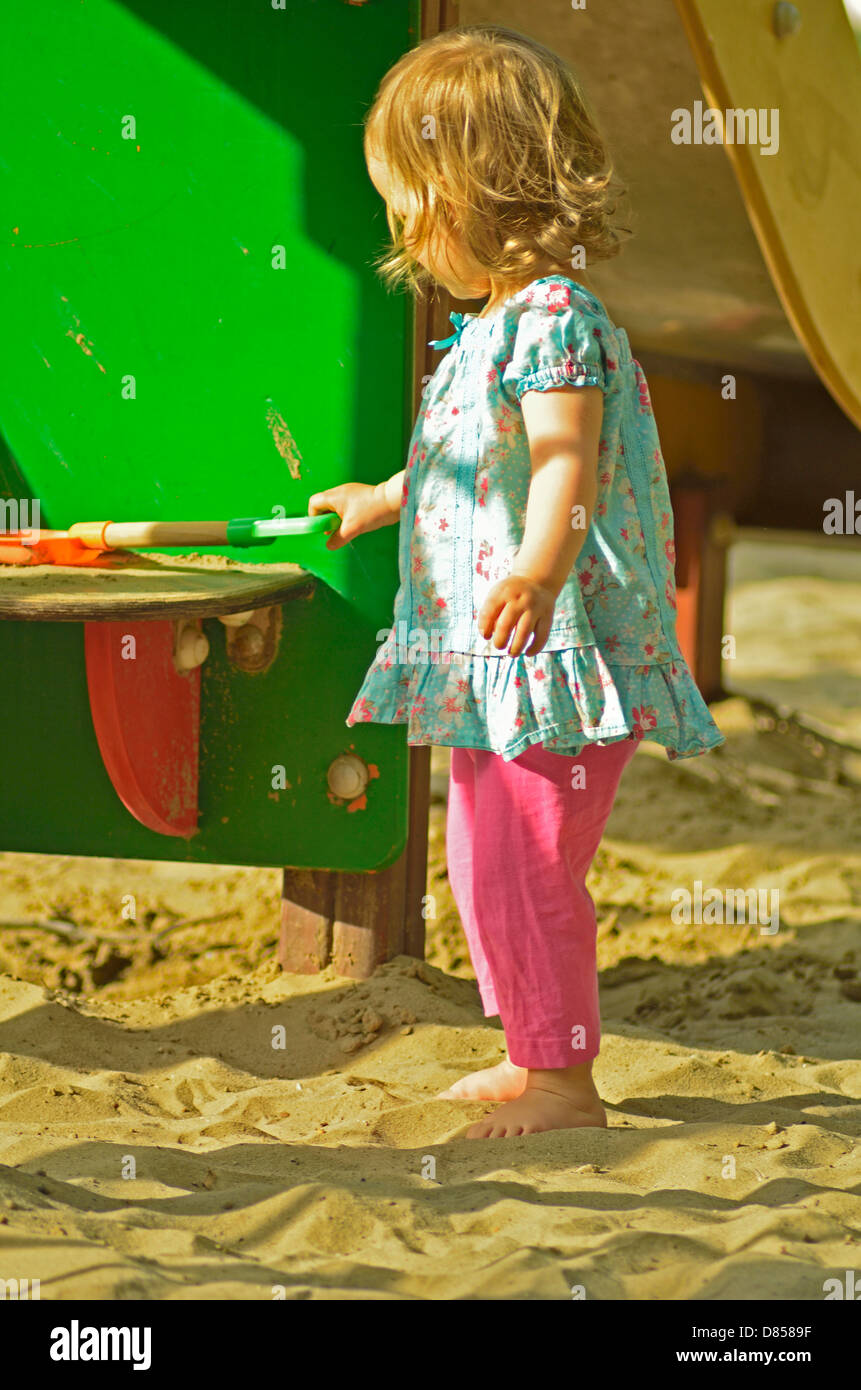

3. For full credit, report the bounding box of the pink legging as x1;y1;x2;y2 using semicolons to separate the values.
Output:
446;738;638;1069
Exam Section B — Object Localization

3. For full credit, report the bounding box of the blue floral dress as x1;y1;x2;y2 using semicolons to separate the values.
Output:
345;275;725;763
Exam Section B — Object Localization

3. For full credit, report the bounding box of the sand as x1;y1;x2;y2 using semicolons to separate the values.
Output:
0;541;859;1300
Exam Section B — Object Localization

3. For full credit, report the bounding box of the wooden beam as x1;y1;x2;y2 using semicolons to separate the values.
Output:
279;0;461;979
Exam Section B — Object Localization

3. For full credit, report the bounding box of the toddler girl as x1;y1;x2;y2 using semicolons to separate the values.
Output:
309;25;724;1140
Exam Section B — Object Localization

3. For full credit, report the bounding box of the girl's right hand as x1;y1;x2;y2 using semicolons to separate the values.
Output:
308;482;397;550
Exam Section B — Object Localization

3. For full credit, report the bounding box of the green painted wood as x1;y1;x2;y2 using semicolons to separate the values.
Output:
0;0;418;870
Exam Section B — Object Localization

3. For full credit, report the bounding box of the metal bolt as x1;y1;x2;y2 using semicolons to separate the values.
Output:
233;624;265;661
222;605;279;673
175;624;210;670
773;2;801;38
327;753;369;800
218;610;256;628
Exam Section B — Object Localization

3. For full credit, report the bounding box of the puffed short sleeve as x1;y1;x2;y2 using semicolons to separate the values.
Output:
501;280;607;401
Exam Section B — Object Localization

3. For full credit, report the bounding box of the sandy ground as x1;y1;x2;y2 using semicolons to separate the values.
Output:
0;541;859;1300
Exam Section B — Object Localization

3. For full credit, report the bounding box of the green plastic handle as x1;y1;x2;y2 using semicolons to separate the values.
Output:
225;513;340;547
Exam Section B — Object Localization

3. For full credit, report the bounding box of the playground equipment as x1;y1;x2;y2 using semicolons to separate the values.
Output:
1;0;858;977
0;0;444;977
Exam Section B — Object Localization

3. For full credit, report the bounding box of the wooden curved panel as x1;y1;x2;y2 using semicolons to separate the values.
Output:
675;0;861;427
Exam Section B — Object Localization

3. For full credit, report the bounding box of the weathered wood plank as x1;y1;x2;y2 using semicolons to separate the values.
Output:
0;551;315;622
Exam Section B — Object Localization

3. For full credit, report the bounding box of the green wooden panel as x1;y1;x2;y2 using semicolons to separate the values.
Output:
0;0;418;870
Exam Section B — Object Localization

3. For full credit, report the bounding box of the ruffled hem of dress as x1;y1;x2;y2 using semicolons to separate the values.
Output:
345;642;725;763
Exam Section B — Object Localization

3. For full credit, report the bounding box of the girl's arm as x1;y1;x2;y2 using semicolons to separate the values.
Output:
478;386;603;656
516;386;602;593
308;468;404;547
375;469;405;519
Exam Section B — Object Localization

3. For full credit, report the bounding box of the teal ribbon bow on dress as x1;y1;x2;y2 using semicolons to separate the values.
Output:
428;311;471;350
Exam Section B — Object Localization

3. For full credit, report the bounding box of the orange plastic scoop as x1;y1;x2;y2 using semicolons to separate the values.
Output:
0;531;114;566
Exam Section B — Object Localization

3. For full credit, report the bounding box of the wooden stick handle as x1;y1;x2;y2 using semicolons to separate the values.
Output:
68;520;230;550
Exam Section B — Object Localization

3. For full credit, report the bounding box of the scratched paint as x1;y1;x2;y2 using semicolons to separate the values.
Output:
64;313;107;375
264;401;303;478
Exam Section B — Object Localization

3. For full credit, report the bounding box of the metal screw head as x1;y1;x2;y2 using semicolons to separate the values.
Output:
175;624;210;670
218;609;256;628
327;754;369;800
773;2;802;38
233;624;265;660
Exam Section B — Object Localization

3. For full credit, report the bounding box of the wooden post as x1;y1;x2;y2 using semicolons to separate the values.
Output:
671;480;728;703
278;1;461;979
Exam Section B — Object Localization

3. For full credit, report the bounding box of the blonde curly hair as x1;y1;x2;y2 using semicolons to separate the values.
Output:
364;23;630;296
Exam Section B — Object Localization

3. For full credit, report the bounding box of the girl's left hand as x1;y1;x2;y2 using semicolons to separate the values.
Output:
477;575;557;657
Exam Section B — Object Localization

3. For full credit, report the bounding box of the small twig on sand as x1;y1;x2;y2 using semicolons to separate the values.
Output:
0;918;92;943
152;911;237;945
0;909;240;947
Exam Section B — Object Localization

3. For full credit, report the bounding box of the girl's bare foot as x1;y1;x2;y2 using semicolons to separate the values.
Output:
463;1064;606;1138
435;1056;528;1102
